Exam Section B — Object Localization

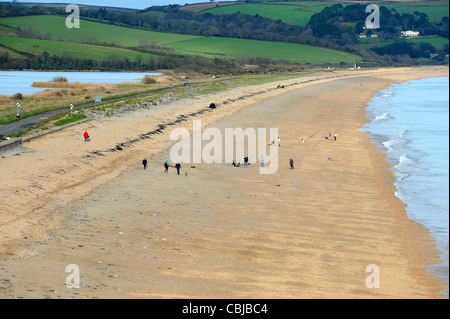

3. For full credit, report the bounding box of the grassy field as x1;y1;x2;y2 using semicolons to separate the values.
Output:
203;1;449;26
359;36;449;50
0;37;160;62
0;45;28;59
0;15;362;65
404;36;449;49
170;37;361;64
382;1;449;22
0;15;199;47
203;3;326;27
180;1;245;12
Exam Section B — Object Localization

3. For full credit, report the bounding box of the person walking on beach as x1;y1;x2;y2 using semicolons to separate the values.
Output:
290;158;294;169
164;159;169;174
260;156;264;167
334;131;337;141
244;157;249;167
278;137;281;146
175;163;181;175
142;159;148;170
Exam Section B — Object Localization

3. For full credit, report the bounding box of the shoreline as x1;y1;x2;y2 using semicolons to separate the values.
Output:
0;66;448;298
360;75;449;296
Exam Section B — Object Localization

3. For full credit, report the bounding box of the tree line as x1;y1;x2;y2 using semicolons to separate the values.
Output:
0;49;297;74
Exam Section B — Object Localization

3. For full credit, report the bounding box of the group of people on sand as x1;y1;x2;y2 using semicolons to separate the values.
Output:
164;159;182;175
233;156;267;168
270;137;281;147
137;129;339;174
328;131;337;141
141;158;183;175
163;159;182;175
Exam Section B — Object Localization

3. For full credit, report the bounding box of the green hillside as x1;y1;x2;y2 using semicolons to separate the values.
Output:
170;37;361;64
382;1;449;22
203;3;327;27
0;15;199;47
203;1;449;26
0;15;362;65
0;37;159;61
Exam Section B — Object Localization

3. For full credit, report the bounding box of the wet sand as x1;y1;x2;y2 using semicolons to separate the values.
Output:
0;66;448;298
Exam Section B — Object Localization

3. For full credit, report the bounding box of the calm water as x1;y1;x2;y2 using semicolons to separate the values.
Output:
0;70;162;96
362;76;449;291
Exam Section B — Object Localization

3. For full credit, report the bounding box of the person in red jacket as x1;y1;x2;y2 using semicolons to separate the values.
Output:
83;131;90;142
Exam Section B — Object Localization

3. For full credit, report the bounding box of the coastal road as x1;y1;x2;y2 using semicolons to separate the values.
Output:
0;100;94;136
0;83;194;136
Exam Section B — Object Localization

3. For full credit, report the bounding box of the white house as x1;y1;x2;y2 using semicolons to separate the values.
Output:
401;30;420;37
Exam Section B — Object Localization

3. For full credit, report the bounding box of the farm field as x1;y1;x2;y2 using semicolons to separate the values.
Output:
0;15;362;64
383;1;449;22
0;37;160;62
404;36;449;49
359;36;449;49
170;36;362;64
0;45;27;59
180;1;245;12
203;3;328;27
0;15;200;47
203;1;449;26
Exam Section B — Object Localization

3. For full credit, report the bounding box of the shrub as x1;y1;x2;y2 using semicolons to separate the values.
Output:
142;76;157;84
12;93;23;100
52;76;68;82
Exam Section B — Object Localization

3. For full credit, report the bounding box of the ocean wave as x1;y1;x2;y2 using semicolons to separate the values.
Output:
383;136;409;150
398;154;417;167
395;171;410;182
399;129;409;137
383;139;400;149
375;113;393;121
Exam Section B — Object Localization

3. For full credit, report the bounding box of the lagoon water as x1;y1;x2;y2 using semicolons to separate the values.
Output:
362;76;449;289
0;70;162;96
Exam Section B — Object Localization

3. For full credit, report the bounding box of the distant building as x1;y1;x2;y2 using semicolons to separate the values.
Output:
401;30;420;37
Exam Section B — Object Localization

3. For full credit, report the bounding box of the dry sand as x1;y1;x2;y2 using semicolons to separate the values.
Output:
0;66;448;299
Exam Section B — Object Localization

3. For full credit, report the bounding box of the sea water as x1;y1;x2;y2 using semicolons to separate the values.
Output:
0;70;162;96
361;76;449;294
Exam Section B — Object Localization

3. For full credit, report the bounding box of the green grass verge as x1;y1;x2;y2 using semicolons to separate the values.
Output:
53;113;87;126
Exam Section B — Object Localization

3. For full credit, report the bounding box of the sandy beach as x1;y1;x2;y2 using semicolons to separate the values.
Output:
0;66;448;299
